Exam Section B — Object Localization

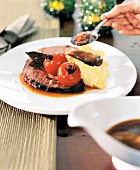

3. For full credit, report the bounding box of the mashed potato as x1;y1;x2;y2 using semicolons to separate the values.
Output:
66;44;109;89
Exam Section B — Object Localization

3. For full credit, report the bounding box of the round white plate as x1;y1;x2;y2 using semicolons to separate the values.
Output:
0;37;137;115
112;157;140;170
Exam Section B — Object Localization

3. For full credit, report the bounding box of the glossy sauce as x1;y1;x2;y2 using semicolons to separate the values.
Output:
107;119;140;150
19;74;94;98
71;32;96;46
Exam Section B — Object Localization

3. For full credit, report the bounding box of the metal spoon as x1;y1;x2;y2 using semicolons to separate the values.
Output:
71;19;108;46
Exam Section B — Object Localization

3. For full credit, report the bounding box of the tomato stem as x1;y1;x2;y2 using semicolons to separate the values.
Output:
65;63;77;74
46;54;53;60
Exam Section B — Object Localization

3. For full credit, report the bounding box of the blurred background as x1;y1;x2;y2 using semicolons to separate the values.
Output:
41;0;125;37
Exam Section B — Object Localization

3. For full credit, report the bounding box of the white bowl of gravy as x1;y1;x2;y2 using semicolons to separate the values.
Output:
68;96;140;168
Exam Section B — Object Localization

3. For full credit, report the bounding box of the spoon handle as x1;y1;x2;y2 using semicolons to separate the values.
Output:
94;19;108;33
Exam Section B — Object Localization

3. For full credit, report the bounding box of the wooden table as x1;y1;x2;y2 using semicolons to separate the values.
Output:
0;0;59;170
0;0;140;170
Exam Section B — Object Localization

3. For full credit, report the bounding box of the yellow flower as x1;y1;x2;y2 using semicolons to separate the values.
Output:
84;14;101;23
98;4;104;9
49;1;64;11
91;14;100;22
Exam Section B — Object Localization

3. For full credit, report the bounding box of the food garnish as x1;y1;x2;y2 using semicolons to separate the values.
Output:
57;62;81;87
26;51;51;69
43;51;67;75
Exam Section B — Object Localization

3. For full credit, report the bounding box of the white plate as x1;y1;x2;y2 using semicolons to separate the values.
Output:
0;37;137;115
112;156;140;170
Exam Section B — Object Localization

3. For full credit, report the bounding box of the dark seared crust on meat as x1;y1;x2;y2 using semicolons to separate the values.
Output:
21;59;85;93
68;50;103;66
28;79;85;93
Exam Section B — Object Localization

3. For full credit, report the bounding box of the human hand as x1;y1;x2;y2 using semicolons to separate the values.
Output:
100;0;140;35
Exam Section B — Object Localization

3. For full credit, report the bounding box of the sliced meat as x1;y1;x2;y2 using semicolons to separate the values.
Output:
21;59;85;93
37;46;66;54
37;45;79;55
67;50;103;66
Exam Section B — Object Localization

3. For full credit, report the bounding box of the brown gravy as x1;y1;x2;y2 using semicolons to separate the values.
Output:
18;74;94;98
107;119;140;150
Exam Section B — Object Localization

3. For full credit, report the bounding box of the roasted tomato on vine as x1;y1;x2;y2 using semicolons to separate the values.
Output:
57;62;81;87
43;51;67;75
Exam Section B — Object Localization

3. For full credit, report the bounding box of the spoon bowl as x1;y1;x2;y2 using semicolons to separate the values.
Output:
71;19;108;46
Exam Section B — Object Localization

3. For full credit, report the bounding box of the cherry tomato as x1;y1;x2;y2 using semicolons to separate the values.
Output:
43;51;67;75
57;62;81;87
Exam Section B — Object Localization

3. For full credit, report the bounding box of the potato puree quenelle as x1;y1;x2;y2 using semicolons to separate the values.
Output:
67;44;109;89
